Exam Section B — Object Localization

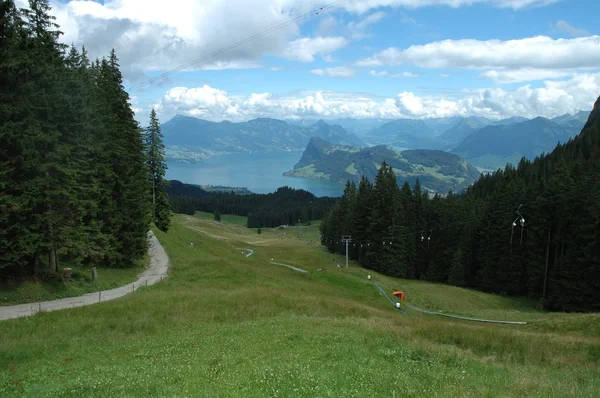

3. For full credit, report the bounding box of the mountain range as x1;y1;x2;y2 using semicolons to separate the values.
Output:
452;116;582;169
284;137;481;194
162;110;590;169
162;115;365;162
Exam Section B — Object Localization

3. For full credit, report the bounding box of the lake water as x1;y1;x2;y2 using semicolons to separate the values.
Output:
166;151;345;197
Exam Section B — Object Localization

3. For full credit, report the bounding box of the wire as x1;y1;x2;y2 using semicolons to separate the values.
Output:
322;182;599;245
125;0;349;93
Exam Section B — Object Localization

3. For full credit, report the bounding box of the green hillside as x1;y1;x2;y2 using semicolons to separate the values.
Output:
1;215;597;396
285;137;481;194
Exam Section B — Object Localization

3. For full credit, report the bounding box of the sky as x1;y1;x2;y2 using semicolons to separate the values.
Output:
18;0;600;123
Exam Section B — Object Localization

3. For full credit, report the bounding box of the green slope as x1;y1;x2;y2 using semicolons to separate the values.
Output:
0;215;597;396
285;137;481;194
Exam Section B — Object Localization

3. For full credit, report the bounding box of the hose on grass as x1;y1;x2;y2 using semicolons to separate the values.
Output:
369;277;526;324
270;261;308;273
372;281;410;317
402;303;527;325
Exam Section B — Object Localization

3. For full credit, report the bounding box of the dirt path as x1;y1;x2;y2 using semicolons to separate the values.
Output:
0;231;169;322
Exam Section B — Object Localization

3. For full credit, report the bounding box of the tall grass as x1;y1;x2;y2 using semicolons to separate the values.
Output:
0;213;598;397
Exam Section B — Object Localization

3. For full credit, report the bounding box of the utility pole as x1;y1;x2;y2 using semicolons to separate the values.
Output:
342;235;352;268
542;227;551;301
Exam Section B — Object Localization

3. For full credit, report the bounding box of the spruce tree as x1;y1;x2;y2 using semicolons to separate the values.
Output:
448;248;466;286
144;109;171;232
97;50;151;266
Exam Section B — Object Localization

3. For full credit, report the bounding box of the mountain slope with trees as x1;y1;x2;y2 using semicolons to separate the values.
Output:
320;96;600;312
285;138;481;194
0;0;156;278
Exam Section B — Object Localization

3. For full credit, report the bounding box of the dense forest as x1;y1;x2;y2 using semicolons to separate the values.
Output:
320;99;600;312
0;0;168;277
167;181;336;228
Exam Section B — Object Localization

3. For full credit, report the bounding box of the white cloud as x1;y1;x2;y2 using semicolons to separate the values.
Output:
270;66;284;71
369;70;420;78
23;0;563;84
347;11;386;39
440;73;451;78
556;20;589;37
479;68;586;83
311;67;356;78
150;73;599;123
396;92;426;115
281;36;348;62
356;36;600;72
339;0;560;13
402;71;420;78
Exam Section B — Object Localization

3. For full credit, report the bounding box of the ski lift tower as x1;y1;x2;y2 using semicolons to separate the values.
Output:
341;235;352;268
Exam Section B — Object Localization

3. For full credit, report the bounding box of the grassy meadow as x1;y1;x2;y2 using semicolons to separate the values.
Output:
0;213;598;397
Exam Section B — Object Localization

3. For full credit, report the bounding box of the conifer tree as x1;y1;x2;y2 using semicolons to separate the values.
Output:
144;109;171;232
97;51;151;266
448;248;466;286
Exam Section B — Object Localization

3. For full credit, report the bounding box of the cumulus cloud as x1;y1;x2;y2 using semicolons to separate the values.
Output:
369;70;420;78
22;0;563;84
149;73;600;123
281;37;348;62
311;67;356;77
356;36;600;76
556;20;589;37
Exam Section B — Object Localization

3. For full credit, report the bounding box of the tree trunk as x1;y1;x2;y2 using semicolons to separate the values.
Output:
152;176;156;224
33;251;40;276
46;171;57;273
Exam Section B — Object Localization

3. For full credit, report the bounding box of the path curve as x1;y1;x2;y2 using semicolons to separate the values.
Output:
0;231;169;321
237;248;254;258
270;261;308;273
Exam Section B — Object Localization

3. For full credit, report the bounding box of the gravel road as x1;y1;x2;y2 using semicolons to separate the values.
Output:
0;231;169;321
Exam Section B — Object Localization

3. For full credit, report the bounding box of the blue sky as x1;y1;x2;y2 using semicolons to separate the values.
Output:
29;0;600;122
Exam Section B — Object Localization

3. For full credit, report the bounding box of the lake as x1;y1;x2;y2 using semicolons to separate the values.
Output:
166;151;345;197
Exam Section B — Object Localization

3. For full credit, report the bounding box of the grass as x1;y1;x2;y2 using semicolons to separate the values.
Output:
285;164;328;179
0;213;598;396
0;256;147;306
193;210;248;226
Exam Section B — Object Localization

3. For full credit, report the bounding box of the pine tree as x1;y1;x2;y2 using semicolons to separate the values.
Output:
214;209;221;222
144;109;171;232
0;0;38;272
352;176;373;262
448;248;466;286
365;162;398;274
97;50;151;266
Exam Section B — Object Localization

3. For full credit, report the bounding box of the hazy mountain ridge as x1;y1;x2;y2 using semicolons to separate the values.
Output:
285;137;481;194
162;115;365;162
452;115;587;169
162;111;591;168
